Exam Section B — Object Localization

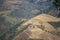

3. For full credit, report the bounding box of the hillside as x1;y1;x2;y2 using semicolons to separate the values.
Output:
0;0;60;40
22;14;60;25
19;14;60;32
13;14;60;40
13;26;60;40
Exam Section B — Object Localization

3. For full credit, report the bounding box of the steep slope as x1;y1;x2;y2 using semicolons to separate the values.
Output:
13;24;60;40
22;14;60;25
13;14;60;40
0;0;60;40
17;14;60;32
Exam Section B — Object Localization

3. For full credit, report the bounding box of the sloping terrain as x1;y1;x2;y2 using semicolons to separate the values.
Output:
18;14;60;32
0;0;60;40
13;24;60;40
22;14;60;25
13;14;60;40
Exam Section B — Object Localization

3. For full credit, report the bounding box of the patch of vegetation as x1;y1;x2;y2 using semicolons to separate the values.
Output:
4;15;22;25
37;25;45;30
0;19;25;40
48;22;60;28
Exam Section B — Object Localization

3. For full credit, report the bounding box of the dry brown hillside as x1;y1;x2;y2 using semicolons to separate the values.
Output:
0;10;11;15
13;14;60;40
13;25;60;40
17;14;60;32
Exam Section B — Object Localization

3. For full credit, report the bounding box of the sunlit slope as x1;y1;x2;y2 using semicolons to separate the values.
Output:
14;25;60;40
22;14;60;26
13;14;60;40
17;14;60;32
0;10;11;15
